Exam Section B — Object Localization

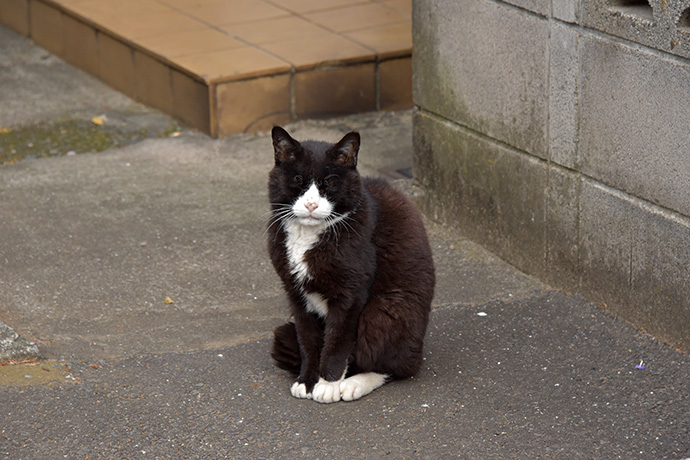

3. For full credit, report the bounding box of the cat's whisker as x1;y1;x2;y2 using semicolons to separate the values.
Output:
253;205;290;231
333;212;361;239
268;213;292;232
267;203;293;211
264;208;290;225
269;208;293;221
264;207;295;236
326;215;343;248
261;204;291;219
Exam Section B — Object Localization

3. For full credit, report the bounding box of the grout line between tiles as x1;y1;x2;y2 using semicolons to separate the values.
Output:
35;0;206;84
16;0;413;137
38;0;411;81
259;0;381;55
209;83;218;138
151;0;295;68
289;70;296;121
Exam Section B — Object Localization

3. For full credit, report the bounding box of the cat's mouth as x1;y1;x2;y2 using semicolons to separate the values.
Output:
298;215;325;226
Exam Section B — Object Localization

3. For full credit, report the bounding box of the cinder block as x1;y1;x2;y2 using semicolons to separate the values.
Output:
413;110;547;274
631;203;690;351
545;167;580;289
580;35;690;217
580;180;690;350
582;0;690;59
548;23;579;169
413;0;549;158
501;0;549;16
413;0;690;351
413;110;474;225
579;181;634;310
552;0;579;23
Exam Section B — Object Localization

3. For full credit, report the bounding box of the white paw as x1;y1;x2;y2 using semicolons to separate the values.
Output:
290;381;312;399
340;373;388;401
312;377;343;403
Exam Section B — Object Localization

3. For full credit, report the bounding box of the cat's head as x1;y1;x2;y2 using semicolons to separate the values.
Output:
269;126;362;228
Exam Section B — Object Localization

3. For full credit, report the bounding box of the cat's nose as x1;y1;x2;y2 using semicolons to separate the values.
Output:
305;202;318;213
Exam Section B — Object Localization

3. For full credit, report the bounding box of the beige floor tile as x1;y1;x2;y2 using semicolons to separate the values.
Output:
306;2;407;34
172;70;210;133
173;46;290;83
66;0;171;23
294;64;376;118
135;51;174;114
184;0;288;27
157;0;227;8
345;22;411;59
378;57;412;110
216;73;291;135
135;27;245;59
38;0;414;138
0;0;30;36
50;0;95;7
275;0;368;14
62;14;99;76
260;31;374;70
99;33;136;95
383;0;411;18
95;9;203;40
30;1;63;55
222;15;324;45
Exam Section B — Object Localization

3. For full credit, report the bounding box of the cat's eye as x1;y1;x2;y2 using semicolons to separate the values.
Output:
293;175;303;185
323;174;339;189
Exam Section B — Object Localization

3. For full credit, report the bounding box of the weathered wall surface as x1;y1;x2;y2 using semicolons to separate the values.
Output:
413;0;690;350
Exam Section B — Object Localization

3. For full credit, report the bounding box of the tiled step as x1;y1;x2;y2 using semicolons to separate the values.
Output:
0;0;412;137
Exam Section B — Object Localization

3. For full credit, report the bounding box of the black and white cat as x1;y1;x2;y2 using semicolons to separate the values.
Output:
267;126;435;403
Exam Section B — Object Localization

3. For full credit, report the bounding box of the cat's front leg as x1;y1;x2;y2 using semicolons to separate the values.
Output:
311;312;358;403
311;352;349;403
312;373;346;403
291;310;323;399
291;369;320;400
290;381;313;399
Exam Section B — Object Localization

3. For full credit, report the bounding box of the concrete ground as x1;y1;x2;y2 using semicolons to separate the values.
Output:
0;25;688;459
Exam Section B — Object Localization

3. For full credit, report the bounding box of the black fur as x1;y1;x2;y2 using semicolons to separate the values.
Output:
267;126;435;395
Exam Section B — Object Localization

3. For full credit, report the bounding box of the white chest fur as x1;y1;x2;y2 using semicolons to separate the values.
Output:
284;220;330;317
284;219;325;284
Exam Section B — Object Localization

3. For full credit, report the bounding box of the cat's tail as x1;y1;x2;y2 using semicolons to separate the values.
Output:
271;322;301;375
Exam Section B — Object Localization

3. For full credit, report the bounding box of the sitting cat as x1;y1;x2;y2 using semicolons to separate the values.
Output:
267;126;435;403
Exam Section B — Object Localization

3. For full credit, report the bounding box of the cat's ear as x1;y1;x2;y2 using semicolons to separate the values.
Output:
331;131;360;168
272;126;301;164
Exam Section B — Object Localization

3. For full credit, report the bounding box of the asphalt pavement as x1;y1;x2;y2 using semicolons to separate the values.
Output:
0;24;688;459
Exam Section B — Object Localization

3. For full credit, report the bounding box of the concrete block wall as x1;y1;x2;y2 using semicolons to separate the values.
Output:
413;0;690;351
